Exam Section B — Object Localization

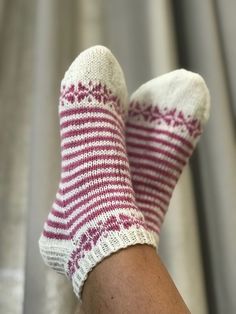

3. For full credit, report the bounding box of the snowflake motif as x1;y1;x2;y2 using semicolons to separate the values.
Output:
129;101;202;137
60;81;124;116
67;214;146;277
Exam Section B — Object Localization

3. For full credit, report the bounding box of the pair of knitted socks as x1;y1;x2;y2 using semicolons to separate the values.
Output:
39;46;210;299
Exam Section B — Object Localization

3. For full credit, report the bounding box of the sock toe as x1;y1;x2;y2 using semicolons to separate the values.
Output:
130;69;210;126
61;45;128;112
126;70;211;239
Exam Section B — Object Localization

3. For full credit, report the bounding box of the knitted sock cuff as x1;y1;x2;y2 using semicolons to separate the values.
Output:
70;224;157;299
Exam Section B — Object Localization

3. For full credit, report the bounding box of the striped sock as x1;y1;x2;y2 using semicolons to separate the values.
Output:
126;69;210;244
39;46;156;299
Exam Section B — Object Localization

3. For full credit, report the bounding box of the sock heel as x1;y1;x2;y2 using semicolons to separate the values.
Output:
39;235;74;276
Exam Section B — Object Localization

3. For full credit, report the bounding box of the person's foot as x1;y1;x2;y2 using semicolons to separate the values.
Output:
39;46;156;299
126;69;210;242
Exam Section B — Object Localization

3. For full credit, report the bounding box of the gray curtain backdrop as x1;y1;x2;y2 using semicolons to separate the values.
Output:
0;1;235;314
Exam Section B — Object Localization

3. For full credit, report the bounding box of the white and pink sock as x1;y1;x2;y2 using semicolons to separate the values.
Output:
39;46;156;299
126;69;210;244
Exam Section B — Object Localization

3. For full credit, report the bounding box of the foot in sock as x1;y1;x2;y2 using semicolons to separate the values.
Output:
39;46;156;300
126;69;210;244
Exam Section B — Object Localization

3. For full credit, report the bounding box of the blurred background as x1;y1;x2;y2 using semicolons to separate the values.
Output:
0;0;235;313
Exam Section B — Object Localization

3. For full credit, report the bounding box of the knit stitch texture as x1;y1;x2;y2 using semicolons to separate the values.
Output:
126;69;210;241
39;46;156;299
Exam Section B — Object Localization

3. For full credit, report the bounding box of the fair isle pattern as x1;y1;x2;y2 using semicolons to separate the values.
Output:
128;101;202;138
67;212;146;276
60;81;125;117
126;104;203;235
43;81;132;244
39;78;156;299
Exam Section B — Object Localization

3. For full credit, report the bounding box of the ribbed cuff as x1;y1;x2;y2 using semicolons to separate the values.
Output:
71;226;158;300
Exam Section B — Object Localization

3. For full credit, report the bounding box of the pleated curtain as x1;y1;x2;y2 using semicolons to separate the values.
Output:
0;1;235;313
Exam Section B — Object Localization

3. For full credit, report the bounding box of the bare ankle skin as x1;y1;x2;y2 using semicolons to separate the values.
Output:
81;245;190;314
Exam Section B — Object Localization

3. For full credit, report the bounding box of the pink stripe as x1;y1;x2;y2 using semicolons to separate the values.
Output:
51;208;64;218
55;192;134;218
69;206;139;238
61;116;123;134
62;153;128;172
46;219;67;229
59;184;130;205
129;161;178;182
62;145;127;165
67;203;137;230
128;151;182;174
126;141;187;166
59;181;133;202
61;126;124;148
143;214;161;228
126;122;194;149
64;194;135;219
134;187;169;206
63;136;126;160
132;178;172;198
60;107;124;128
54;197;64;207
135;195;166;215
43;230;70;240
152;129;194;150
58;186;134;210
138;206;164;222
47;199;137;230
49;202;138;232
61;163;130;184
61;123;124;141
145;222;160;234
60;172;131;195
131;170;175;190
62;145;126;166
126;131;190;158
62;141;126;161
